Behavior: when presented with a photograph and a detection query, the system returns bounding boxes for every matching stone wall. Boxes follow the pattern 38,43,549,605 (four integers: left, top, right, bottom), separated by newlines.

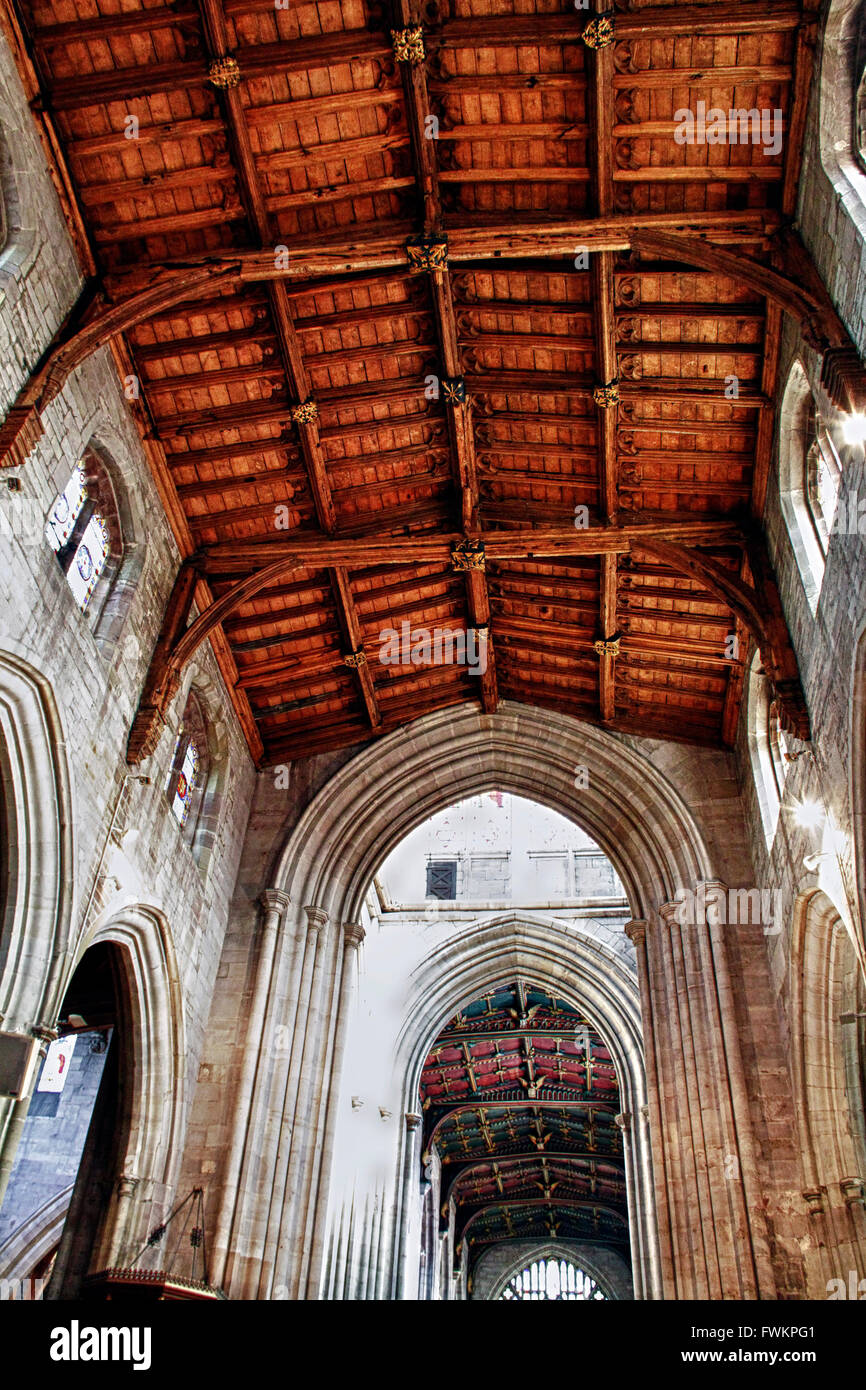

0,23,257,1254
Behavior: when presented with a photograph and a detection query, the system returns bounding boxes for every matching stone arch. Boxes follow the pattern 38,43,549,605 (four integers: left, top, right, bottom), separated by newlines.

478,1240,632,1301
0,114,37,309
378,912,652,1301
260,705,716,1303
0,648,74,1033
66,903,186,1270
0,1185,71,1286
849,619,866,960
163,662,230,875
273,702,715,925
789,888,866,1294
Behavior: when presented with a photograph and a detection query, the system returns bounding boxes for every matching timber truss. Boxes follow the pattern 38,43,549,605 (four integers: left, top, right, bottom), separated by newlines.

2,0,863,764
419,981,628,1265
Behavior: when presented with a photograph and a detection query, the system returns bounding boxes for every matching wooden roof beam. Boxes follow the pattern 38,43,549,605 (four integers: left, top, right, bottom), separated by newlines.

392,10,497,712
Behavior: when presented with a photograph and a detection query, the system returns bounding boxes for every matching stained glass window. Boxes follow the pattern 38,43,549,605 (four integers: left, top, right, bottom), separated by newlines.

45,462,111,612
171,737,200,827
45,462,86,552
500,1258,607,1301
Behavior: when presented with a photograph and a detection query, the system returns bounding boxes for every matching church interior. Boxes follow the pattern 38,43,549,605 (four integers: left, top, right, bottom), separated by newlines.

0,0,864,1303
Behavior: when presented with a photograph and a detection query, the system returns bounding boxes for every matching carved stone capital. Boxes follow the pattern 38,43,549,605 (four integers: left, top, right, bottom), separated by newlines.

614,1111,632,1132
405,1111,423,1132
802,1188,825,1217
840,1176,865,1206
342,921,366,950
304,905,329,934
259,888,291,920
117,1174,139,1197
31,1024,59,1043
658,900,684,927
624,918,648,947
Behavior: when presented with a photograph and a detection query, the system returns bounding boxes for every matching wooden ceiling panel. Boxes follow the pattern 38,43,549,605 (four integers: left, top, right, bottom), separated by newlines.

2,0,824,763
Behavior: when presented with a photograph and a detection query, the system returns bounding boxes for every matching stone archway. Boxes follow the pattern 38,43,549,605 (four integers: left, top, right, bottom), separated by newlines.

0,650,74,1219
789,888,866,1294
322,911,653,1302
213,702,804,1301
0,904,187,1296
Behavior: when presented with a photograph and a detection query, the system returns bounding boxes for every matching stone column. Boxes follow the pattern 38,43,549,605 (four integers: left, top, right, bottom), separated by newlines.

631,914,696,1294
701,889,777,1297
299,921,366,1298
657,900,721,1298
257,904,327,1295
211,887,290,1290
394,1111,423,1300
624,918,671,1300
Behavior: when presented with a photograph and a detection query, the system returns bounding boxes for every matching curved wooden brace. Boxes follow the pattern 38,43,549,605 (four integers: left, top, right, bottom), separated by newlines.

126,553,304,763
0,265,243,469
630,231,831,352
637,537,810,741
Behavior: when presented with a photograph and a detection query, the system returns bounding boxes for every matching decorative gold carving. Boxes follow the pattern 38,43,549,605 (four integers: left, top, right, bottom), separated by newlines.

209,56,241,89
291,398,318,425
406,235,448,272
594,635,621,657
451,539,486,572
391,25,426,64
593,381,620,409
582,17,615,49
442,376,465,405
344,649,367,669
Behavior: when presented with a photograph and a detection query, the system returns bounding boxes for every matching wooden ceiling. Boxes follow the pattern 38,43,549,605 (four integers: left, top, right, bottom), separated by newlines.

419,981,628,1267
2,0,828,764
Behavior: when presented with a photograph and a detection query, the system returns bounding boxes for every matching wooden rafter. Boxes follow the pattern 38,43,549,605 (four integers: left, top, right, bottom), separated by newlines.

2,0,847,763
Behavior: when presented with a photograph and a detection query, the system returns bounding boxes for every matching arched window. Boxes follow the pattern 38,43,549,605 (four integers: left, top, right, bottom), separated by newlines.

747,653,787,847
500,1257,607,1301
804,403,841,555
777,362,841,613
165,689,213,861
767,698,791,807
44,451,123,629
45,461,109,611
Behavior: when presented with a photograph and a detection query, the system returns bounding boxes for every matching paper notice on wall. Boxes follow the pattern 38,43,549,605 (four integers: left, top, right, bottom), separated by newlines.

37,1035,77,1093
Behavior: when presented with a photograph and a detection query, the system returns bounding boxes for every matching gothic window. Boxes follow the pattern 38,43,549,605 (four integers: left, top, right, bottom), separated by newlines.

778,362,840,613
44,450,126,637
500,1258,607,1301
767,699,791,806
747,652,785,847
45,460,110,611
804,404,841,555
426,859,457,899
166,690,210,852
